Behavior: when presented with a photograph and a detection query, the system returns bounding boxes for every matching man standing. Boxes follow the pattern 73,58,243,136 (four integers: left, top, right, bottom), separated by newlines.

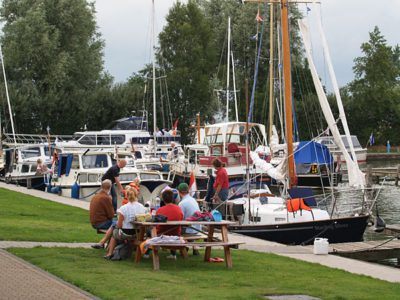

101,159,127,211
177,183,201,255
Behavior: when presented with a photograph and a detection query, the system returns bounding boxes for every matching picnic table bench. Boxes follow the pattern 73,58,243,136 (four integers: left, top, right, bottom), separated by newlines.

133,220,243,270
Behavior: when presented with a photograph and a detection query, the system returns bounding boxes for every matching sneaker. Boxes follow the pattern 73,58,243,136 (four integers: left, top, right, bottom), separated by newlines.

166,254,177,260
143,254,150,259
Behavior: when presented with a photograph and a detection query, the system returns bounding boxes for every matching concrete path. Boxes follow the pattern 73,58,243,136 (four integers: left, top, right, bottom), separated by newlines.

0,241,93,249
228,234,400,283
1,182,400,284
0,249,97,299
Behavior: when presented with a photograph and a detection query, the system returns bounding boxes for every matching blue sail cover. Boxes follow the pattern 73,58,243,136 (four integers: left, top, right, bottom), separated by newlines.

294,141,333,165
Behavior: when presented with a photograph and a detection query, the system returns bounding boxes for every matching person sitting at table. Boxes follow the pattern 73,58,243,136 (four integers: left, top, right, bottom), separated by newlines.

104,188,146,260
155,189,184,260
177,182,201,256
90,180,115,249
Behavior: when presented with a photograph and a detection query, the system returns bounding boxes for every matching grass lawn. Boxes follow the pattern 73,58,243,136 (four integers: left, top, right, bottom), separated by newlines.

0,188,98,242
2,188,400,299
9,247,400,300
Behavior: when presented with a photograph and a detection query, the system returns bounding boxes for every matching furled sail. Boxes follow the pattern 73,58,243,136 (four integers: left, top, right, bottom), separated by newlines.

298,19,365,188
250,151,285,183
312,1,358,167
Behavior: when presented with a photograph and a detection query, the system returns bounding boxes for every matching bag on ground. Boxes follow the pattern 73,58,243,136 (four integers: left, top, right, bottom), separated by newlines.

111,242,133,261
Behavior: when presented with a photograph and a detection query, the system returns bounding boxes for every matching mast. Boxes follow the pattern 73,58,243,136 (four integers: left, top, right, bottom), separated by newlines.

231,50,239,122
281,0,296,186
0,45,17,148
152,0,157,157
245,79,251,222
268,3,275,144
226,17,231,122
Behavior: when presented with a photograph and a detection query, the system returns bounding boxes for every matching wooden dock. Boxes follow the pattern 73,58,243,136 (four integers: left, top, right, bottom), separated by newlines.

365,165,400,186
383,224,400,236
331,239,400,262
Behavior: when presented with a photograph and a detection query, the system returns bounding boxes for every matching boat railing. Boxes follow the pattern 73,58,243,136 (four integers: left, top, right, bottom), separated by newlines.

3,133,73,145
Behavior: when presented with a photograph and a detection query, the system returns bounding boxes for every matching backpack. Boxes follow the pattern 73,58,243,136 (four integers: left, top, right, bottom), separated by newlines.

111,242,133,261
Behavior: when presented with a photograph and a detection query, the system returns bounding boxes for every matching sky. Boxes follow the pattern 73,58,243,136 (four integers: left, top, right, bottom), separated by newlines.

94,0,400,88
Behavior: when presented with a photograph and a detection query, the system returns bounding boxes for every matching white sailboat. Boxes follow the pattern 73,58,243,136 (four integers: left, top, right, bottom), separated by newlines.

227,0,370,245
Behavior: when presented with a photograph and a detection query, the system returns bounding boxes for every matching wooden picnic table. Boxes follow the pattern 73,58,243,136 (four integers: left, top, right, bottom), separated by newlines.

133,220,242,270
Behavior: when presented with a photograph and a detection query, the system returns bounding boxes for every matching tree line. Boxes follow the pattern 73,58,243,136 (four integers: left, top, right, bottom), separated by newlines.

0,0,399,145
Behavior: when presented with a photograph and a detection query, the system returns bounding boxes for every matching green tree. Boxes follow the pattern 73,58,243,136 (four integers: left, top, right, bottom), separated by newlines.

346,26,400,144
0,0,107,134
157,1,217,143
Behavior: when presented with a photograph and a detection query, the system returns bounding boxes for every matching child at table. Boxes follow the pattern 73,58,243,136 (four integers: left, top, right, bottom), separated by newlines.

149,189,183,260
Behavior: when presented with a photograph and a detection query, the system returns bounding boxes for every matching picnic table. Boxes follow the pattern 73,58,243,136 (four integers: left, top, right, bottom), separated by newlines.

133,220,243,270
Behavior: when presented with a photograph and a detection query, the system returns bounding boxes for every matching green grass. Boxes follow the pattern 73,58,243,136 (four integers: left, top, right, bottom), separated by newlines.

2,188,400,299
0,188,98,242
8,247,400,300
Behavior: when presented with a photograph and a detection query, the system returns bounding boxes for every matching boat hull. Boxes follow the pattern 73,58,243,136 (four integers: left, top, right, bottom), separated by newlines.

229,214,369,245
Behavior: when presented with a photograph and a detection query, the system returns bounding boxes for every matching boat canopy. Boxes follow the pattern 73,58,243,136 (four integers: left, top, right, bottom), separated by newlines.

106,116,148,131
294,141,333,165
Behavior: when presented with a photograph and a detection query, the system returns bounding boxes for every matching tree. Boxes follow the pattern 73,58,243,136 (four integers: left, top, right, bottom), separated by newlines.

346,26,400,144
157,1,217,143
0,0,107,134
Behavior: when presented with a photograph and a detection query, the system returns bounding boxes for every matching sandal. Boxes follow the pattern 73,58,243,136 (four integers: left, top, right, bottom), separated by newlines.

103,254,113,260
91,243,104,249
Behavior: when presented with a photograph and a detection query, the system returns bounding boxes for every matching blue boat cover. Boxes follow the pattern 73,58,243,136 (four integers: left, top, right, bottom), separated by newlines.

294,141,333,165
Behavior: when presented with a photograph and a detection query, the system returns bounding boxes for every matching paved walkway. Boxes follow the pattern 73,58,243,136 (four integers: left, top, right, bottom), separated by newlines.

1,181,400,285
0,249,97,299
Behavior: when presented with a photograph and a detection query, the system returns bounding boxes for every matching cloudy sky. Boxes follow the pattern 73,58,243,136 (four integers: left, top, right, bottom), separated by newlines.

94,0,399,88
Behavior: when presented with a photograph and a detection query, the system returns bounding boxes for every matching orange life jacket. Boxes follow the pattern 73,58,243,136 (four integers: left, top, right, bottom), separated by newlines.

286,198,312,212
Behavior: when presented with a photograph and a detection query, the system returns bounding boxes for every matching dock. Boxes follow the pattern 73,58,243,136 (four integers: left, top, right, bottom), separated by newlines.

331,239,400,263
365,165,400,185
383,224,400,236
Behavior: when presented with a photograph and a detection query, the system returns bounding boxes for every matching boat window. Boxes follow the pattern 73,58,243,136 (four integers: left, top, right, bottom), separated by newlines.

79,174,88,183
120,173,138,182
351,136,361,148
88,174,99,183
134,151,142,159
21,147,41,159
21,164,30,173
139,173,161,180
110,135,125,145
71,155,80,169
78,135,96,145
82,154,109,169
97,135,110,145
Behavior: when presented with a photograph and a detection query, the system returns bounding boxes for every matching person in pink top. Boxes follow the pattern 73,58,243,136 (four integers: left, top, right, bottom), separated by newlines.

212,158,229,203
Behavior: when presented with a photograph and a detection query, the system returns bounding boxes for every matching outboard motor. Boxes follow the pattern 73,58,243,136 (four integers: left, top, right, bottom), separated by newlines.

374,204,386,233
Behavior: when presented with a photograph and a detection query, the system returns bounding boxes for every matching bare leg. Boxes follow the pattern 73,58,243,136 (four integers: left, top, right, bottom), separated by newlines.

106,237,117,256
99,227,113,246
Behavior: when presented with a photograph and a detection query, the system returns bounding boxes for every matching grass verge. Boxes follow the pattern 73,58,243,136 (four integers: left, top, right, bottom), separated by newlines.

0,188,98,242
9,247,400,300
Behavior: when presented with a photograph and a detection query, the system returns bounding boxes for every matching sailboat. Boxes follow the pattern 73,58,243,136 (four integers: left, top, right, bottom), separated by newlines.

227,0,370,245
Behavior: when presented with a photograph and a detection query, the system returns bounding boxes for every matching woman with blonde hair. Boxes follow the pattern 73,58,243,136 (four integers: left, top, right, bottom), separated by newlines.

104,188,146,260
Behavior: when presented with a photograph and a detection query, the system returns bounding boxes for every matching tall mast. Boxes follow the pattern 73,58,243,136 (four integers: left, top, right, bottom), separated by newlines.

281,0,296,186
226,17,231,122
152,0,157,156
0,45,17,147
231,50,239,122
268,4,275,144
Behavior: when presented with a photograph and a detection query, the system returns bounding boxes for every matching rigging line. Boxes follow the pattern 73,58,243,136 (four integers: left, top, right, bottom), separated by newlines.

248,3,268,123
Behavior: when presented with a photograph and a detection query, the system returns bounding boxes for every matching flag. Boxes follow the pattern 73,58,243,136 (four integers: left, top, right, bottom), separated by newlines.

255,10,263,22
172,118,179,130
188,171,197,197
369,133,375,145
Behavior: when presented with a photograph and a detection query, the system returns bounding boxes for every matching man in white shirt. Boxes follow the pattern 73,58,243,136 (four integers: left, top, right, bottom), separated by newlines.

177,183,200,256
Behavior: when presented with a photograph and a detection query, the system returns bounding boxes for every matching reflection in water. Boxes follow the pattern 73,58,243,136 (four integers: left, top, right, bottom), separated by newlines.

335,159,400,268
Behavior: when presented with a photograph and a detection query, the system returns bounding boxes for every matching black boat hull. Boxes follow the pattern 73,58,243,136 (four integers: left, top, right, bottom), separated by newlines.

229,214,369,245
